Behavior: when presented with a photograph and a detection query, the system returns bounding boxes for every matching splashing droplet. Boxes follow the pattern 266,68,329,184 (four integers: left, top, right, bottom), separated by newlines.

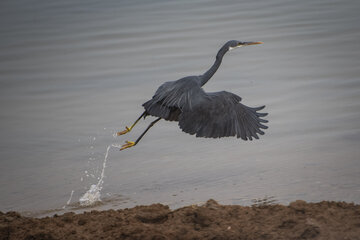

79,185,101,206
79,145,112,206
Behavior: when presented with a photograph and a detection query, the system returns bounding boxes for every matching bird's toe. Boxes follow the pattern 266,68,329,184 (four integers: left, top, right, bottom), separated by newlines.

117,126,131,136
120,141,135,151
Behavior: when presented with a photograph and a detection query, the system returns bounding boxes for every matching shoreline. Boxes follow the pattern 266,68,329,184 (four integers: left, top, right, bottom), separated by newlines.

1,199,360,240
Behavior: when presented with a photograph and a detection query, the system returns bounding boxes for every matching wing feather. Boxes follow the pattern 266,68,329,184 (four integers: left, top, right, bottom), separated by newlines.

143,77,268,140
143,77,202,120
178,91,268,140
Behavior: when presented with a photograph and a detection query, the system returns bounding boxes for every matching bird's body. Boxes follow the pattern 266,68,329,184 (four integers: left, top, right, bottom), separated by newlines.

118,40,268,150
143,76,201,122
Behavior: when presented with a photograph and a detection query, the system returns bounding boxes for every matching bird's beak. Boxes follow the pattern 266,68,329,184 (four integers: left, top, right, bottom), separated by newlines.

241,41,263,46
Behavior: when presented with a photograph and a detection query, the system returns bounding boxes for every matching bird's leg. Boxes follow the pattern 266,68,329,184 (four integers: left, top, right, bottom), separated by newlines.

117,111,147,136
120,117,161,151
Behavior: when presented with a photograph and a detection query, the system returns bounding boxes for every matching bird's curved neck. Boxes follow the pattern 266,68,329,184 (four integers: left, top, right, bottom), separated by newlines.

200,46,228,86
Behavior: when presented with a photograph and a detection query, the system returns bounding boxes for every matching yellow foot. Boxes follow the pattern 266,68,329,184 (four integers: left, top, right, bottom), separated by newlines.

117,126,131,136
120,141,136,151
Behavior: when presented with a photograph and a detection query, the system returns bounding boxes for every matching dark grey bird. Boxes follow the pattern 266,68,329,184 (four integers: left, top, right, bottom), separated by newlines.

118,40,268,150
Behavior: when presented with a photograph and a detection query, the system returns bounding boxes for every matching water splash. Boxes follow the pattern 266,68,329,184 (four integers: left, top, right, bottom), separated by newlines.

79,184,101,206
62,190,75,209
79,144,119,206
67,190,74,205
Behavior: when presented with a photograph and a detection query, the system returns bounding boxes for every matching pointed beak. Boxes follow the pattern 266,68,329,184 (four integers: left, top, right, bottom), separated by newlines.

241,41,263,46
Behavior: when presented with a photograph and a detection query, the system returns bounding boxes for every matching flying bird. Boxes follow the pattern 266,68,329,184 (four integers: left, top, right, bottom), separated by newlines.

118,40,268,150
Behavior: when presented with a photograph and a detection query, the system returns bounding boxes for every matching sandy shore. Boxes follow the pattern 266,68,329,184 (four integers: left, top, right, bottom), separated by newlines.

1,199,360,240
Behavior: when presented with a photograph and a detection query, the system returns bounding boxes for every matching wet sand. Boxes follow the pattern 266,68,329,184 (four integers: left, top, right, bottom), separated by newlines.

1,199,359,240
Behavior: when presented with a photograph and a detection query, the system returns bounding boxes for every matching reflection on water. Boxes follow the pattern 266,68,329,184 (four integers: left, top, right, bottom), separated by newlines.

1,0,360,213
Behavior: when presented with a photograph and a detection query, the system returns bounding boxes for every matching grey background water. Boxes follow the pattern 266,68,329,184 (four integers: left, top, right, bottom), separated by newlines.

1,0,360,214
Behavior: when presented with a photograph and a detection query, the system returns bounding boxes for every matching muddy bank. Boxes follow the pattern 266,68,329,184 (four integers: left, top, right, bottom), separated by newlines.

1,199,360,240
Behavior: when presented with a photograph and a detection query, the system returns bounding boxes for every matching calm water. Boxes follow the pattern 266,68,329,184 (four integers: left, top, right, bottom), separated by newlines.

1,0,360,215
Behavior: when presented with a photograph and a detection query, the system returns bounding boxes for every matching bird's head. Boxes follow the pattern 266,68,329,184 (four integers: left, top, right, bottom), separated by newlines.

227,40,263,51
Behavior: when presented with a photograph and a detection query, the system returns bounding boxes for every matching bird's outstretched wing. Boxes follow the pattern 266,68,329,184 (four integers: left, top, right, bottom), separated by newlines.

178,90,268,140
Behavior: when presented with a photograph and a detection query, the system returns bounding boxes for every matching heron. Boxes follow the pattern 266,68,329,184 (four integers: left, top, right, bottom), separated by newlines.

118,40,268,150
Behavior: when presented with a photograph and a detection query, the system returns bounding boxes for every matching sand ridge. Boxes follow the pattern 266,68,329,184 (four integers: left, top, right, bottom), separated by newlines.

1,199,360,240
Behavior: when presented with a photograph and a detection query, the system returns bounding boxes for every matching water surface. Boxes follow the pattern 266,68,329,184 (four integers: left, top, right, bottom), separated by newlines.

1,0,360,214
